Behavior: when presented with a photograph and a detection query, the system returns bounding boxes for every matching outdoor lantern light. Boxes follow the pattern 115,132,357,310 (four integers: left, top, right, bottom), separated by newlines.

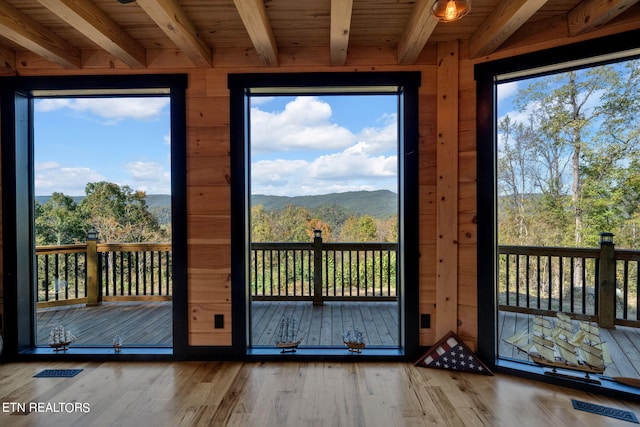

431,0,471,22
314,229,322,239
600,232,614,244
87,230,98,241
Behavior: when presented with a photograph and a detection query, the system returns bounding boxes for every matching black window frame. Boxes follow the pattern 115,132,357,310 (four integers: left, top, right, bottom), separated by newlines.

475,29,640,399
228,72,421,359
0,74,188,361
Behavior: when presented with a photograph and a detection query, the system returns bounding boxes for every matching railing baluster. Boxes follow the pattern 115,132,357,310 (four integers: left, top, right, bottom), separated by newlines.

547,256,552,311
127,252,132,296
135,251,140,295
536,256,541,309
142,251,147,295
151,251,156,295
623,260,629,320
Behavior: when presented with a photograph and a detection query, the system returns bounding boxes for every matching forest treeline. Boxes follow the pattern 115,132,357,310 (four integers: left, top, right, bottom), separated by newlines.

251,203,397,243
36,183,397,245
35,181,168,245
499,58,640,250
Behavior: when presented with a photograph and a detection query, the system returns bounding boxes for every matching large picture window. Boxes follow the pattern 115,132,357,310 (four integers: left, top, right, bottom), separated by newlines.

229,72,420,357
476,31,640,398
0,75,187,358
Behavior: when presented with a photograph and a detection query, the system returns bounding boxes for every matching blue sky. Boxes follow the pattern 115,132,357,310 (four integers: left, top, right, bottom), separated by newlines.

35,97,171,196
250,95,399,196
35,94,399,197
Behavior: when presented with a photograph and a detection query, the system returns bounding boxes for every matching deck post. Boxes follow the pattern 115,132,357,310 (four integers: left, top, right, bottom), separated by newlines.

598,232,616,329
313,230,324,306
86,231,101,306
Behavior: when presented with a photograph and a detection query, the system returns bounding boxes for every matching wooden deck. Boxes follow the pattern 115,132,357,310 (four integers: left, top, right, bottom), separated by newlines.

498,310,640,379
37,301,173,347
36,301,399,349
251,301,399,347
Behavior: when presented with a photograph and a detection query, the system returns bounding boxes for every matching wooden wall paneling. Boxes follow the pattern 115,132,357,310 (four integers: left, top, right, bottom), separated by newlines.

187,155,230,186
185,69,207,96
186,126,230,157
187,96,230,127
186,186,230,216
435,40,460,339
188,303,232,345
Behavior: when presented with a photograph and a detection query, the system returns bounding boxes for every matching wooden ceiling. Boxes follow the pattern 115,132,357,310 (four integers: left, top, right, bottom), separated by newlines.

0,0,638,69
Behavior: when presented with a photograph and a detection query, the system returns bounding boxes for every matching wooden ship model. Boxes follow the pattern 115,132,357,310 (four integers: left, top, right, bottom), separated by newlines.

275,316,301,353
504,312,610,383
343,328,366,353
48,325,76,351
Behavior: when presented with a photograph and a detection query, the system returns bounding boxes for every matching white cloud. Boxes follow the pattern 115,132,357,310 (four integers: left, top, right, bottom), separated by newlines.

251,97,355,151
250,97,399,196
35,97,169,123
308,143,397,180
124,161,171,194
35,163,106,196
497,81,518,102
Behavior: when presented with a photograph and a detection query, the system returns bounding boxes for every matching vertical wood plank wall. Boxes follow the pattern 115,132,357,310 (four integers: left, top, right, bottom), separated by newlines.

0,45,476,351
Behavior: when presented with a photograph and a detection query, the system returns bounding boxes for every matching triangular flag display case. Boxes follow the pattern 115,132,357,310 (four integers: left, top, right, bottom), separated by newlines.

414,331,493,375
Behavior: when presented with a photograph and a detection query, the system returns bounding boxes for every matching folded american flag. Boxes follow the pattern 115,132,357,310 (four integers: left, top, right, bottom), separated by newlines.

415,331,493,375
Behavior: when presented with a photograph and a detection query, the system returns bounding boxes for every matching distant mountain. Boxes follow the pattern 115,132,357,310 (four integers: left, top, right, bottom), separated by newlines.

34,190,398,226
252,190,398,218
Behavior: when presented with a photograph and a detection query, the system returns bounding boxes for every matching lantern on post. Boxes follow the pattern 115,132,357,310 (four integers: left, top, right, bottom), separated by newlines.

600,232,614,245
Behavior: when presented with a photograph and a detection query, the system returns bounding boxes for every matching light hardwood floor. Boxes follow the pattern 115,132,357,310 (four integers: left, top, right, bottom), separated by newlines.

0,361,639,426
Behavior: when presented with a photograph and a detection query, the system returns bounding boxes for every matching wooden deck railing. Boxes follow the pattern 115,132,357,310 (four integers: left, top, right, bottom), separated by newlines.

499,233,640,327
251,236,398,304
36,241,172,308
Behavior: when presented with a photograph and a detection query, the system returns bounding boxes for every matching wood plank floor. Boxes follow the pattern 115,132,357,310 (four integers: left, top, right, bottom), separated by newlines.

251,301,399,347
498,311,640,379
0,360,639,426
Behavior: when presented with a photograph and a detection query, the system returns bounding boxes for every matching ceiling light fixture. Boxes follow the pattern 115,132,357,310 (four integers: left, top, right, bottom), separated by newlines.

431,0,471,22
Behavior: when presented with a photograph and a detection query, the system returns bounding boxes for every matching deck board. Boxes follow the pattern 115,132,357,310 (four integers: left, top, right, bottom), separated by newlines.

37,301,173,347
250,301,399,347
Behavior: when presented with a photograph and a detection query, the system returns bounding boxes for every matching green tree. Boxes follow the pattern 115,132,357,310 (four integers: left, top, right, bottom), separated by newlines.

35,192,87,245
340,215,377,242
79,181,165,242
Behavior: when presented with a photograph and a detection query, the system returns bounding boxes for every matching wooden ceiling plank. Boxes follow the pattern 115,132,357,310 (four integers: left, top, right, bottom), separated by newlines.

330,0,353,66
36,0,146,69
397,0,439,65
0,0,80,69
136,0,212,68
233,0,278,67
469,0,549,59
567,0,640,36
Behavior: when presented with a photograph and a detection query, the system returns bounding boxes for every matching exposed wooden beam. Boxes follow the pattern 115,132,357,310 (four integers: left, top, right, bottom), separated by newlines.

233,0,278,67
330,0,353,66
567,0,640,36
136,0,212,68
469,0,548,59
36,0,146,69
397,0,439,65
0,0,80,69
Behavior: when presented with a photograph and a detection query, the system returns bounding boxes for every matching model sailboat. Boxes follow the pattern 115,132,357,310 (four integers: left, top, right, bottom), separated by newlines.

48,325,76,351
275,315,301,353
504,312,611,381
